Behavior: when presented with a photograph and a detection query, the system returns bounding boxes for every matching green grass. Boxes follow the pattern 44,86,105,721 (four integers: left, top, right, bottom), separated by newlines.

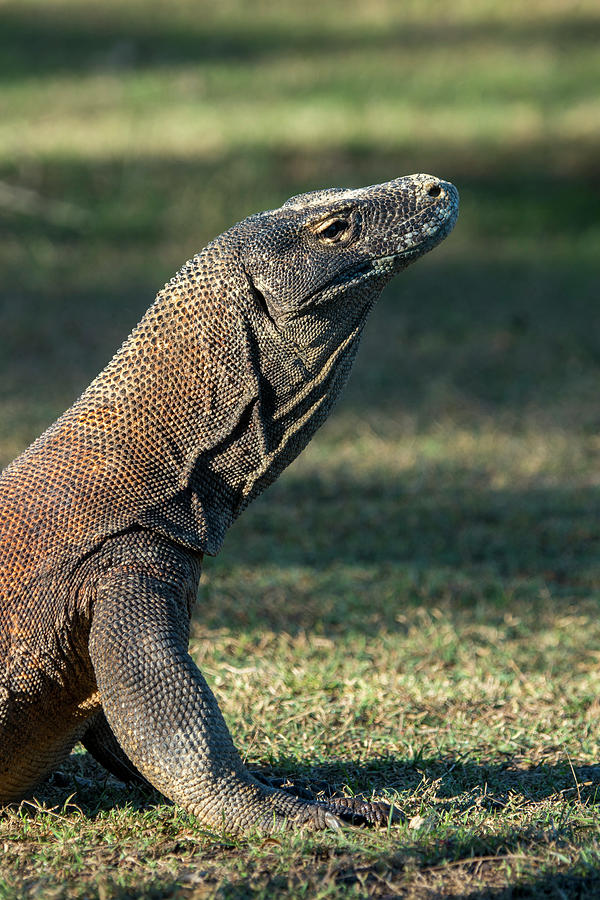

1,0,600,896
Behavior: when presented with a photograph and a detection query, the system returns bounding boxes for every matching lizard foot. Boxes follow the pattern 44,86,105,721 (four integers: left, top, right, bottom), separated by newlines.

253,775,401,830
278,794,400,831
319,795,401,827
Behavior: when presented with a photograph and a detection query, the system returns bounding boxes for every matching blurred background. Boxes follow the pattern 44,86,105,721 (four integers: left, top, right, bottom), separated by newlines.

0,0,599,632
3,8,600,891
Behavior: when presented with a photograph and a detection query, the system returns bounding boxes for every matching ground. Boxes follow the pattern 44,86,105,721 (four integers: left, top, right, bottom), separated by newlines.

1,0,599,896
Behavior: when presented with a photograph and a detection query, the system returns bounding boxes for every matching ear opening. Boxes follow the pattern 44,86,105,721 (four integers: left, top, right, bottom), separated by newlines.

251,282,275,325
245,272,281,330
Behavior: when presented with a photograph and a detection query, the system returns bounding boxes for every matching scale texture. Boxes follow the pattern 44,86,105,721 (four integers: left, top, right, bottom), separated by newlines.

0,174,458,832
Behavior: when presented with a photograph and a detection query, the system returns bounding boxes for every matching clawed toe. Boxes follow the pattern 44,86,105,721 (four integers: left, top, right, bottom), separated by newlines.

321,796,402,827
253,772,401,830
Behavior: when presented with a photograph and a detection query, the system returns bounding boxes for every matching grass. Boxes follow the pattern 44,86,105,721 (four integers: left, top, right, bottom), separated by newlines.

1,0,600,896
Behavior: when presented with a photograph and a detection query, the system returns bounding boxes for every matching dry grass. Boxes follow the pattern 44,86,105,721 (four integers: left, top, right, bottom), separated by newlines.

1,0,600,896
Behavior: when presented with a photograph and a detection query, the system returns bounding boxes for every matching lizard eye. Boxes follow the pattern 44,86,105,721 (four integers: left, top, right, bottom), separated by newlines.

317,218,350,241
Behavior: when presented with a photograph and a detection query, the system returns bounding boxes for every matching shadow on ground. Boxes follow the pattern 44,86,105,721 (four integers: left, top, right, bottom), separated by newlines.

197,467,600,638
2,6,599,80
22,751,600,820
255,755,600,811
17,750,600,899
1,150,598,455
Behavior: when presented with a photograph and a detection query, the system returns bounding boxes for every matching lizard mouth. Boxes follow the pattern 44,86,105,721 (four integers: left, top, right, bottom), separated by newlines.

380,213,459,269
385,193,460,268
327,192,459,289
247,185,459,314
329,258,375,287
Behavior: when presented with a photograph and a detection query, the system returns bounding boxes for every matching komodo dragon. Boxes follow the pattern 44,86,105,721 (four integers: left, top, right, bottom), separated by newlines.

0,174,458,833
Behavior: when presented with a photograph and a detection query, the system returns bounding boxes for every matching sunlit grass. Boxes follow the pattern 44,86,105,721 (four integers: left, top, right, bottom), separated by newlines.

1,0,599,165
1,37,598,162
1,0,600,897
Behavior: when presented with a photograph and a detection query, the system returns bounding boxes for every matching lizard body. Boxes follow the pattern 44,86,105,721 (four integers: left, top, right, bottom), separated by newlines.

0,174,458,832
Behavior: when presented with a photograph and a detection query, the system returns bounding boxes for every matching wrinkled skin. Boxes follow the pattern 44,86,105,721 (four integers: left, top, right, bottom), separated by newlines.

0,174,458,833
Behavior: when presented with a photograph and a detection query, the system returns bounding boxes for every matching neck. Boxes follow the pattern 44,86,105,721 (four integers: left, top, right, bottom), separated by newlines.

75,247,376,555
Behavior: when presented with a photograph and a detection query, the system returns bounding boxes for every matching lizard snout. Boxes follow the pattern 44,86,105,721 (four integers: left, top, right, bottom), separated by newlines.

418,176,459,209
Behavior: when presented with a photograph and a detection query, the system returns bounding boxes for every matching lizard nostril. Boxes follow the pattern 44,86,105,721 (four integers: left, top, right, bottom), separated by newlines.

426,183,442,198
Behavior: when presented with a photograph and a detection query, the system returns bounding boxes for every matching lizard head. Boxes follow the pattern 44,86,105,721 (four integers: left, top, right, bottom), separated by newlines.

216,174,459,516
238,173,458,373
127,175,458,549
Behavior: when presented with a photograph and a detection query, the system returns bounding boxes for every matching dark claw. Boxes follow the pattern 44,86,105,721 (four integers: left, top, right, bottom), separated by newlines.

321,796,402,827
253,771,402,829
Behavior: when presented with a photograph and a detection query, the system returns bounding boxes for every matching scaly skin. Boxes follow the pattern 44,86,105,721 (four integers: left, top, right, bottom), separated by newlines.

0,174,458,833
